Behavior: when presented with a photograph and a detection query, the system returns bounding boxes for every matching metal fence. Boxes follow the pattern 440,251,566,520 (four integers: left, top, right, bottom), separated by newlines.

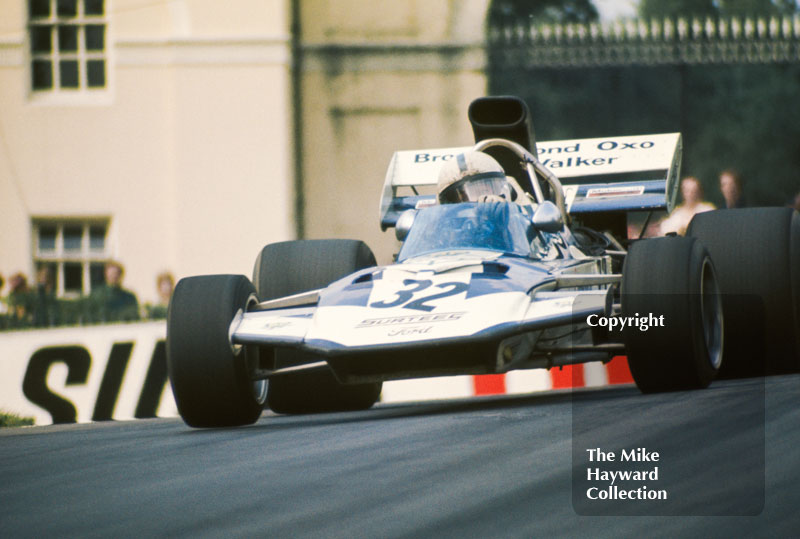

489,16,800,67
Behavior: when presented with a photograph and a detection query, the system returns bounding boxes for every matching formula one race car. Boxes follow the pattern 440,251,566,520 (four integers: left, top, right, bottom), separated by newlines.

167,96,800,428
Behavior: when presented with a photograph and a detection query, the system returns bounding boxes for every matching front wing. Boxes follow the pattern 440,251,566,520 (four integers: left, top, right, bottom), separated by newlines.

232,289,610,357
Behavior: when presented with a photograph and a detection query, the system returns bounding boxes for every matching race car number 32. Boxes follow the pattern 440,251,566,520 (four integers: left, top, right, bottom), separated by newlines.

370,279,468,312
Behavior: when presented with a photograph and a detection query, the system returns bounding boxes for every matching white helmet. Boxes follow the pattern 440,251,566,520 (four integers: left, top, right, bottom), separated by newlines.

437,151,511,204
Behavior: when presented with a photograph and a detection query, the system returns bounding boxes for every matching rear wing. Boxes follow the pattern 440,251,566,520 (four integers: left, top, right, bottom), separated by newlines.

380,133,682,230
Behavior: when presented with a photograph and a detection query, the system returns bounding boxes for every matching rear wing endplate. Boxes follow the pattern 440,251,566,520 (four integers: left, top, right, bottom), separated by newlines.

380,133,682,230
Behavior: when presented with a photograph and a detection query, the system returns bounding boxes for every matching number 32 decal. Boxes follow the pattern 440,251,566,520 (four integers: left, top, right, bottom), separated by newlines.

369,279,468,312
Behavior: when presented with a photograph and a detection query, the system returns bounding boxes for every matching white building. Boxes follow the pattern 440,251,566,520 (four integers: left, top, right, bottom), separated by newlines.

0,0,295,305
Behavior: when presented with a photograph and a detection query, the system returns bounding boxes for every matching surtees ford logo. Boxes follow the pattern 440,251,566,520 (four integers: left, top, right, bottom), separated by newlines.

357,312,464,328
263,321,292,330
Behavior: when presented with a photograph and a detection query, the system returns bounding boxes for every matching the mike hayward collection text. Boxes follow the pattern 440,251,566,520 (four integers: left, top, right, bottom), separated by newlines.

585,447,668,501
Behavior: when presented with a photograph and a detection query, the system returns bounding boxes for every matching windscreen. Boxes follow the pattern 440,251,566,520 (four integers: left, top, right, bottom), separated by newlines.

398,202,533,261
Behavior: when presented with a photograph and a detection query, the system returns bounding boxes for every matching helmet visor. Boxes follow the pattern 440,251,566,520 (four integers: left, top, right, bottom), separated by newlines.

438,172,510,204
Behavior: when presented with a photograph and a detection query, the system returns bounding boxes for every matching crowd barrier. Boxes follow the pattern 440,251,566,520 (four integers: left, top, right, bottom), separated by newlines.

0,323,633,425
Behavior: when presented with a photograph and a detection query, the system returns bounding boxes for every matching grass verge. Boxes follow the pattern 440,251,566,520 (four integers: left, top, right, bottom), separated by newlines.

0,410,35,428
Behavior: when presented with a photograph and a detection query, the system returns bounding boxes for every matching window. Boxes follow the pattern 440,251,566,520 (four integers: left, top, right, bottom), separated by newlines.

33,218,110,298
28,0,107,93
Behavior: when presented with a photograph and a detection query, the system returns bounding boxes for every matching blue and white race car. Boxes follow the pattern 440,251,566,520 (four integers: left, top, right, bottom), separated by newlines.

167,96,799,428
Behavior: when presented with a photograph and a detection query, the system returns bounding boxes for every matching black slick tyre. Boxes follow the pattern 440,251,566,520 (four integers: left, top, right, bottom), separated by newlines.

621,236,723,392
688,208,800,375
167,274,266,428
253,239,382,414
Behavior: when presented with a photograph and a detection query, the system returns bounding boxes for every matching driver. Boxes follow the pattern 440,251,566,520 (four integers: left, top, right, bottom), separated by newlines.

437,151,512,204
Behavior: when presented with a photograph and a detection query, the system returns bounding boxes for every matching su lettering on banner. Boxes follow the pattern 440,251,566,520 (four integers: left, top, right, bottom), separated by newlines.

0,322,177,425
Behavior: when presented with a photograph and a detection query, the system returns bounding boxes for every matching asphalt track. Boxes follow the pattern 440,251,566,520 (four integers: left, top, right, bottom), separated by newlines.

1,374,798,538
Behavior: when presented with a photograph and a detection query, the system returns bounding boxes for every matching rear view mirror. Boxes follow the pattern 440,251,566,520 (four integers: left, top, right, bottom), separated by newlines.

532,201,564,233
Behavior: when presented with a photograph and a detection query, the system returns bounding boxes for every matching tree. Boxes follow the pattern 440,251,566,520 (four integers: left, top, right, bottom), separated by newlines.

639,0,800,19
719,0,799,17
489,0,599,26
487,0,800,207
638,0,717,19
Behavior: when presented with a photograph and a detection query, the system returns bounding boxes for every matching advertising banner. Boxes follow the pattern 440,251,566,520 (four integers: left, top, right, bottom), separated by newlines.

0,323,175,425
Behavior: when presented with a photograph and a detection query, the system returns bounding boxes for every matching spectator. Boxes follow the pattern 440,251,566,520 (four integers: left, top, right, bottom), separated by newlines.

719,169,746,209
31,265,60,328
86,261,140,323
626,212,663,239
145,271,174,320
790,191,800,212
659,176,716,236
6,273,32,328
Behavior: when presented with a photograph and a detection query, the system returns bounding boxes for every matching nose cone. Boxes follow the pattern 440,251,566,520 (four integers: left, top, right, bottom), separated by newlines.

307,275,532,350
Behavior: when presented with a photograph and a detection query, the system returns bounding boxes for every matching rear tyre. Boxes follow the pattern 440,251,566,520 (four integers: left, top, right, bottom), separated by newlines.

621,236,723,392
253,239,382,414
167,275,266,427
688,208,800,375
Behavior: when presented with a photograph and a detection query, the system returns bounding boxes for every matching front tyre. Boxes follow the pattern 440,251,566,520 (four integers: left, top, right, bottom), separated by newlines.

167,275,266,427
253,239,382,414
621,236,723,393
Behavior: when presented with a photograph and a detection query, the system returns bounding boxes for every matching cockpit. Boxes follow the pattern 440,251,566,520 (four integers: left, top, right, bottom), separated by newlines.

397,202,535,261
